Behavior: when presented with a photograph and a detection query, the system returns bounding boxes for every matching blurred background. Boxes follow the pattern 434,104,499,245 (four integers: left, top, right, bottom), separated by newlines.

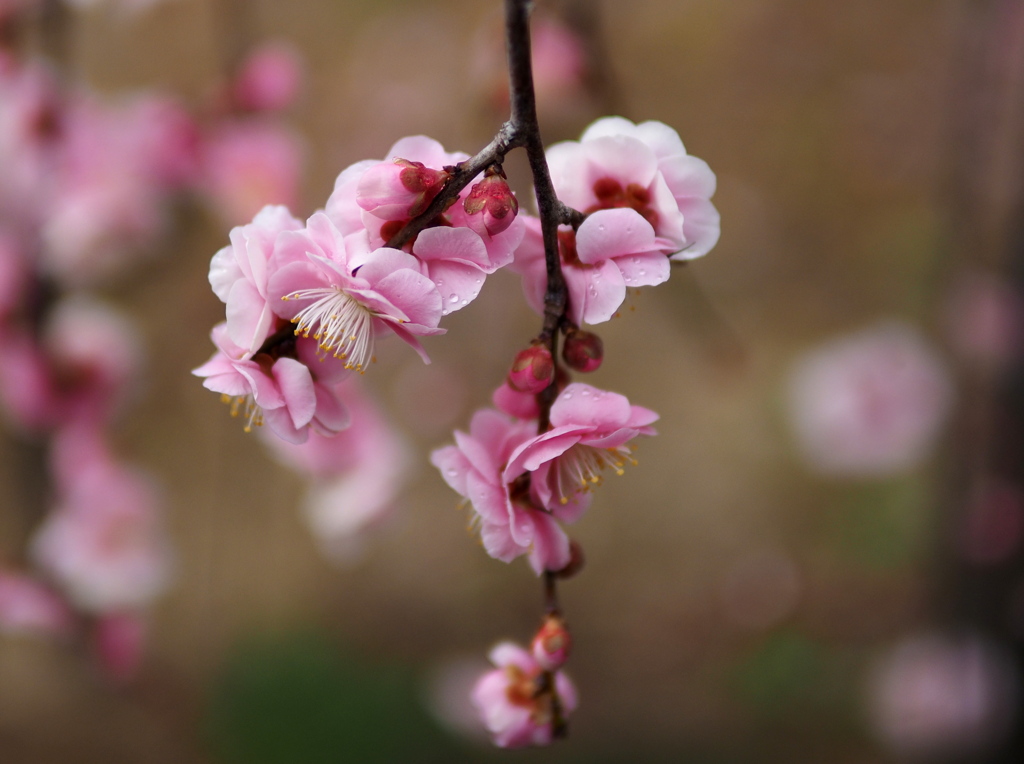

2,0,1024,762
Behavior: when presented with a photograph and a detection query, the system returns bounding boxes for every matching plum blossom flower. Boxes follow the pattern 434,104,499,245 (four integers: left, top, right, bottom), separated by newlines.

432,383,656,573
508,383,658,511
324,136,525,315
208,204,303,355
787,323,953,476
548,116,720,261
512,117,718,326
193,323,350,444
260,378,411,561
267,211,444,369
31,455,173,613
228,41,303,114
432,407,569,573
40,90,199,285
868,633,1018,755
472,641,577,749
200,121,303,226
512,214,670,326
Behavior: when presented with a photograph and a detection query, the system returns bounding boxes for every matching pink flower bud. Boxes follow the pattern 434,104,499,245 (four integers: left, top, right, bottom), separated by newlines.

357,159,449,220
463,170,518,237
531,614,571,671
507,344,554,394
562,329,603,372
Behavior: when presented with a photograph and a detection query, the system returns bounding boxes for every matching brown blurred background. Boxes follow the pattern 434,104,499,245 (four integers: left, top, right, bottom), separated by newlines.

2,1,1021,762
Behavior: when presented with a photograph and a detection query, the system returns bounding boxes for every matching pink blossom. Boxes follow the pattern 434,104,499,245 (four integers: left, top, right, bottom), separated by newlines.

267,211,444,369
325,136,525,315
432,383,655,573
193,322,351,444
432,408,571,574
0,328,59,432
0,571,73,638
512,214,670,326
492,379,541,420
42,296,143,425
229,42,303,113
208,204,304,356
506,383,658,512
788,323,953,476
201,120,303,226
946,271,1024,367
260,378,410,561
31,457,173,613
0,61,62,222
868,633,1017,755
39,90,196,285
471,641,577,749
547,116,720,261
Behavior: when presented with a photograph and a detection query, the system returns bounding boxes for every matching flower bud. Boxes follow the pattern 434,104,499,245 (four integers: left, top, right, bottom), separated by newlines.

463,169,519,237
357,158,449,220
508,344,554,394
531,614,572,671
562,329,603,373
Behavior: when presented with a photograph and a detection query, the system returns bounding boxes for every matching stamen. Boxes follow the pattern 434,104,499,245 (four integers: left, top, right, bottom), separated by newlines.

555,444,636,504
284,287,378,372
222,394,263,432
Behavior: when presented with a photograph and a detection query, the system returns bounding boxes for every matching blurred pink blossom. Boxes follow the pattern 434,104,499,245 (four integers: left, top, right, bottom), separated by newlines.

229,42,303,113
201,121,303,226
0,571,73,638
946,270,1024,366
31,456,173,613
472,641,577,749
868,633,1018,755
260,378,410,561
787,323,953,476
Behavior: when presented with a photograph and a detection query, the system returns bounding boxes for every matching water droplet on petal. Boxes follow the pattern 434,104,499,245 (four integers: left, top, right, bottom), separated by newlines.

563,393,573,400
638,269,646,276
449,294,459,303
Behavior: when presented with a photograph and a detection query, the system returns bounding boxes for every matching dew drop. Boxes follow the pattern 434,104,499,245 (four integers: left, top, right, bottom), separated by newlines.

638,269,646,276
563,393,573,400
447,468,458,477
581,388,590,396
461,298,468,306
449,294,459,303
474,278,482,285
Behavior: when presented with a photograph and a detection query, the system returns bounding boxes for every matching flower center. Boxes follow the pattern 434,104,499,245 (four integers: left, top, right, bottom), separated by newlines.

221,393,263,432
585,176,660,229
554,443,637,505
283,287,377,372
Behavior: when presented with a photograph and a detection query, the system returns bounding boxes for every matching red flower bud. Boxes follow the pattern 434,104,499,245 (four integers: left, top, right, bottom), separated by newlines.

562,329,603,373
531,614,572,671
508,344,554,394
464,169,519,237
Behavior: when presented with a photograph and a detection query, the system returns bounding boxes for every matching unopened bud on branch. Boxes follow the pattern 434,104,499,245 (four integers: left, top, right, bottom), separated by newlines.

464,167,518,237
508,344,554,394
531,614,572,671
562,329,603,373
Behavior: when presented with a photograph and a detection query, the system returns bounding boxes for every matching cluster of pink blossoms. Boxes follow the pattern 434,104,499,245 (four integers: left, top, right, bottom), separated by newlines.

196,111,718,746
0,0,305,680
